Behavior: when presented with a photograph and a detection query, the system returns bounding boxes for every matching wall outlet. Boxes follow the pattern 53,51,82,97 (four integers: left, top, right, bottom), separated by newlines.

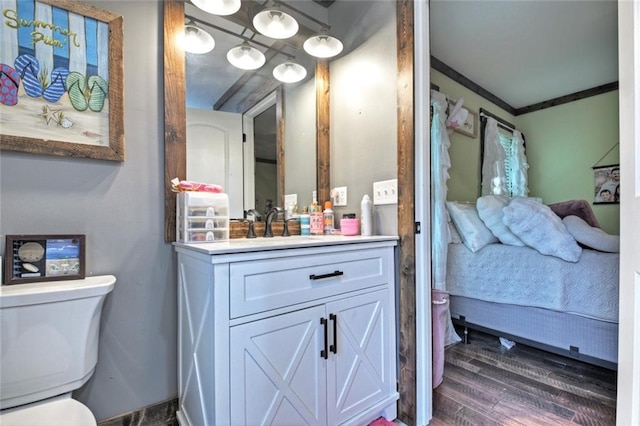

373,179,398,205
333,186,348,206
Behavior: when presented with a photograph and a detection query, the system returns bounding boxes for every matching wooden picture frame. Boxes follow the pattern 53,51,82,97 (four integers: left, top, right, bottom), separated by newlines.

0,0,124,161
4,234,86,285
593,164,620,204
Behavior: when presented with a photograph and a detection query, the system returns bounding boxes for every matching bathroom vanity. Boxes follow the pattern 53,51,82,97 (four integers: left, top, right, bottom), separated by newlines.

174,236,399,426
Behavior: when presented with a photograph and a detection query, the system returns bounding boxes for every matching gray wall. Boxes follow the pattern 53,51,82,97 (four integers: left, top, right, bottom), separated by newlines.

0,1,176,421
330,0,398,235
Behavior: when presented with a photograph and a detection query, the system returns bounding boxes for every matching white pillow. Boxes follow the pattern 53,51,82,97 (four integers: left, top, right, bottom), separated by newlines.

476,195,525,246
446,201,498,252
562,215,620,253
448,221,462,244
503,197,582,262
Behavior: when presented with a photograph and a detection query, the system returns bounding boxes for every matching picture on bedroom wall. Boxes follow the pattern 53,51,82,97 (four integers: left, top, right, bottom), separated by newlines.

593,164,620,204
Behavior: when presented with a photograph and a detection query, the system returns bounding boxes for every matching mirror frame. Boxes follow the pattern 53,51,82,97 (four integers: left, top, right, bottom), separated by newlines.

164,0,416,422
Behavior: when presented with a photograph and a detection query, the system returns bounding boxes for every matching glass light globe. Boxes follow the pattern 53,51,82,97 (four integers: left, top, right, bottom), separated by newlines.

227,44,266,70
273,62,307,83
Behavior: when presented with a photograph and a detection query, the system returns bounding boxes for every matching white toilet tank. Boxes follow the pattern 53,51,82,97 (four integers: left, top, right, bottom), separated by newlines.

0,275,115,410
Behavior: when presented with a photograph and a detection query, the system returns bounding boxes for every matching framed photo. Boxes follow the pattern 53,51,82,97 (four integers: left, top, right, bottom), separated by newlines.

593,164,620,204
448,101,478,138
0,0,124,161
3,234,85,285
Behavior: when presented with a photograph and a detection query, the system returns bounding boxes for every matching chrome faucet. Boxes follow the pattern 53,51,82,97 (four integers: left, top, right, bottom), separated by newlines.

264,207,284,237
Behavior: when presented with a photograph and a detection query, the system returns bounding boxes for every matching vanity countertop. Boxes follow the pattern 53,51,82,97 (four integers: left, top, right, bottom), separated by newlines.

174,235,398,255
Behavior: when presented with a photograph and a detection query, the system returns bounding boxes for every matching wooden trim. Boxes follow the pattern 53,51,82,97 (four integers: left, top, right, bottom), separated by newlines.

515,82,619,115
276,85,285,207
316,60,331,205
397,0,416,423
163,0,187,242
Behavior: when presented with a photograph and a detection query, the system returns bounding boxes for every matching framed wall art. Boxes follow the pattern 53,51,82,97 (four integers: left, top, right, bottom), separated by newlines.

0,0,124,161
4,234,85,285
448,100,477,138
593,164,620,204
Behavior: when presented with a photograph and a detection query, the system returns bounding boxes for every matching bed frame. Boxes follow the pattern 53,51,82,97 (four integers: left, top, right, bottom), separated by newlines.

449,296,618,370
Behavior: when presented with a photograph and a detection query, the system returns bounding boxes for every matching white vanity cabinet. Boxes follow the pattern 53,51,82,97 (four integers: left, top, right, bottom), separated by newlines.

175,237,398,426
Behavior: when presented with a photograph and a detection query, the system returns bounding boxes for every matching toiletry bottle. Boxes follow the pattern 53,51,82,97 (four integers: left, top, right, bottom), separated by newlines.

300,206,311,236
323,201,334,234
310,192,323,235
361,194,372,236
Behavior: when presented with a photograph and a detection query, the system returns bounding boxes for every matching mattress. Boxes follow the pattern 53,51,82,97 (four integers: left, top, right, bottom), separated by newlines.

446,243,619,322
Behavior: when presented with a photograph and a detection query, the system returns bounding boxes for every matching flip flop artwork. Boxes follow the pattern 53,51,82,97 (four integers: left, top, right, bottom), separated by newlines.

14,54,42,98
43,67,70,103
0,64,20,106
65,72,108,112
5,54,108,113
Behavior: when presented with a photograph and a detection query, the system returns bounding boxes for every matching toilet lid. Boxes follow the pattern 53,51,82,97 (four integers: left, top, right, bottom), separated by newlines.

0,398,96,426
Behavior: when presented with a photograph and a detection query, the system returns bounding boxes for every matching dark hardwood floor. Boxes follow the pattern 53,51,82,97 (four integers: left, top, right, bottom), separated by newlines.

430,329,617,425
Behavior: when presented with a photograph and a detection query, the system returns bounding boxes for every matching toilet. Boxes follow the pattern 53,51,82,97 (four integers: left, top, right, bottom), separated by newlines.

0,275,115,425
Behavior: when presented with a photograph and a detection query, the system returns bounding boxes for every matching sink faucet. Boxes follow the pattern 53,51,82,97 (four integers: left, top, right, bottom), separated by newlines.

264,207,284,237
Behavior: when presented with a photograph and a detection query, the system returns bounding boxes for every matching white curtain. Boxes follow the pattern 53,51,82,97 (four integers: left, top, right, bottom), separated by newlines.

430,90,461,346
510,130,529,197
481,117,508,196
482,117,529,197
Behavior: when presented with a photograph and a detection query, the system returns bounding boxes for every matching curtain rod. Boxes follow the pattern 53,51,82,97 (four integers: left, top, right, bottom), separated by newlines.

479,108,516,132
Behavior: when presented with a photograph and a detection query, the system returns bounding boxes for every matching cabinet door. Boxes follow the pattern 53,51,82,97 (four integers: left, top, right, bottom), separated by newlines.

230,305,327,426
326,289,395,425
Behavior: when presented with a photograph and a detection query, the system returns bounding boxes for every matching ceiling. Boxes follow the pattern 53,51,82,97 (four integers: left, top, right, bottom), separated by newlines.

430,0,619,110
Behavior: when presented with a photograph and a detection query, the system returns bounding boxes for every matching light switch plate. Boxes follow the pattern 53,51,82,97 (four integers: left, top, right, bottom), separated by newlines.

373,179,398,205
333,186,347,206
284,193,298,208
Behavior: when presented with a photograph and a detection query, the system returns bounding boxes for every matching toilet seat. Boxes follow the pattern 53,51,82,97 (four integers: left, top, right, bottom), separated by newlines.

0,397,96,426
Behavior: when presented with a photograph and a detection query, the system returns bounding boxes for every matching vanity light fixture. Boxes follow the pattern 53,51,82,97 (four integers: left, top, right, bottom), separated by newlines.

273,62,307,83
303,32,343,58
227,42,266,70
183,23,215,54
253,8,299,39
191,0,241,16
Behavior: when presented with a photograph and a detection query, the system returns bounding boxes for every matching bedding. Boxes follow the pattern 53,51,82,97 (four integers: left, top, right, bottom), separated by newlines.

476,195,524,246
563,215,620,253
502,197,582,262
446,201,497,252
446,242,619,322
446,241,619,368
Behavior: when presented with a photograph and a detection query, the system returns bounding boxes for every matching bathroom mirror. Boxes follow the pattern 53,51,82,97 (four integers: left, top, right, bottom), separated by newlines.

164,0,326,240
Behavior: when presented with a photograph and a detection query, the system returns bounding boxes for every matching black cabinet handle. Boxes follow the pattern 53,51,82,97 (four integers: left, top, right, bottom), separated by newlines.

329,313,337,354
320,317,328,359
310,270,344,280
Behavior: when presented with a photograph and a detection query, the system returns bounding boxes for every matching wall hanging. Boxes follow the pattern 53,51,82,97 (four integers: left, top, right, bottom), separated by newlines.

593,164,620,204
4,234,86,285
0,0,124,161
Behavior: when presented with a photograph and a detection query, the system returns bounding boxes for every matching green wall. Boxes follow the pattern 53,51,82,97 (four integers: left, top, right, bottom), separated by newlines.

432,70,620,235
517,92,620,234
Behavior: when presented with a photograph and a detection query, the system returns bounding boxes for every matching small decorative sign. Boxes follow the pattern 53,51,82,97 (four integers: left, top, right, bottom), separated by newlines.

3,235,85,285
593,164,620,204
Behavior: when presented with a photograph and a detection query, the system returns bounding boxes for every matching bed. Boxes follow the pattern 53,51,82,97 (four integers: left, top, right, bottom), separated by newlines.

444,197,620,370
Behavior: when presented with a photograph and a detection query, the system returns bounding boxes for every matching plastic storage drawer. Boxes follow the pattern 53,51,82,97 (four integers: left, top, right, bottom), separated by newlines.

176,192,229,243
